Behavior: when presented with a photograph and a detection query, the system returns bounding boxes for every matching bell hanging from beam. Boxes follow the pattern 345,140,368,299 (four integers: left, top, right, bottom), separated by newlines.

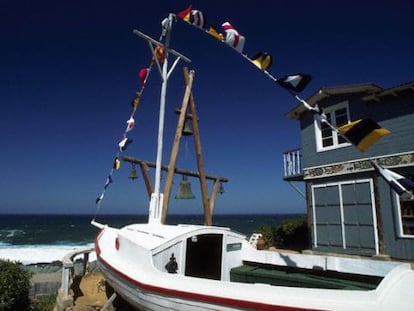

182,120,193,136
175,175,195,199
219,182,225,194
128,164,138,181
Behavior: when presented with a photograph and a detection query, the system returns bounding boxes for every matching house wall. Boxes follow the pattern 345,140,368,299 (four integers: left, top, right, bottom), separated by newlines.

299,91,414,260
300,92,414,169
375,170,414,260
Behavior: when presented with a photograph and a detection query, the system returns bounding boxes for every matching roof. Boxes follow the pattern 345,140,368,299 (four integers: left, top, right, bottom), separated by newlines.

119,223,237,250
286,83,381,120
361,81,414,102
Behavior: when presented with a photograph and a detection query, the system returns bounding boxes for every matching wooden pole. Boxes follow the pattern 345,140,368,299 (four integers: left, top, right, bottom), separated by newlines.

209,178,221,216
139,162,153,198
161,69,195,224
183,68,212,225
123,156,228,182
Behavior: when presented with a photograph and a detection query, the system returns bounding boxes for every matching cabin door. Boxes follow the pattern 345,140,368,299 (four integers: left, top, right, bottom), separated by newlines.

185,234,223,280
311,179,379,256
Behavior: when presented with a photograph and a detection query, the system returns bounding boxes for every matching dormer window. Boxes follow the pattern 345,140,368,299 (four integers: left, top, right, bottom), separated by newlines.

315,101,351,151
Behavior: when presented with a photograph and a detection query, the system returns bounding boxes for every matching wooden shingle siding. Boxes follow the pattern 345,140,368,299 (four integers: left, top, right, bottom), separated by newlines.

291,81,414,260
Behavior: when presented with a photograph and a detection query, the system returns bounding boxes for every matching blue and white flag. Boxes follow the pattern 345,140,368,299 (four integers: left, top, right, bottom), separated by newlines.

371,161,414,197
96,193,104,206
104,176,113,190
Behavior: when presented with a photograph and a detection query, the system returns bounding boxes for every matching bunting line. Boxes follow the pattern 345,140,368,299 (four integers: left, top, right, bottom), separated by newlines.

174,6,390,151
93,28,168,218
370,160,414,198
174,6,406,195
175,6,313,95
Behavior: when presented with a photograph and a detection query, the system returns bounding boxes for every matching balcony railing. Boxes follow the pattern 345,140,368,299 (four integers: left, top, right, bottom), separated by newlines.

283,148,303,180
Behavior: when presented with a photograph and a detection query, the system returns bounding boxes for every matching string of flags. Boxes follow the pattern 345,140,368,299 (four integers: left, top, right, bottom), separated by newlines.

94,6,411,212
370,161,414,198
175,6,389,150
176,6,413,198
94,33,167,211
176,6,312,93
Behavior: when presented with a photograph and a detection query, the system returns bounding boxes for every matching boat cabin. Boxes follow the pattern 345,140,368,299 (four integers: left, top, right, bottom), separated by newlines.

116,223,246,282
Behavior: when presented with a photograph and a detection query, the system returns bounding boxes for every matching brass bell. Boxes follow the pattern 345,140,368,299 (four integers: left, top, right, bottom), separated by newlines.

219,182,225,194
175,175,195,199
182,120,193,136
128,165,138,181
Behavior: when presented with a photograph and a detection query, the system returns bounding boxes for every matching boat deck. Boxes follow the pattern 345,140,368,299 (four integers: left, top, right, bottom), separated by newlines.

230,263,382,290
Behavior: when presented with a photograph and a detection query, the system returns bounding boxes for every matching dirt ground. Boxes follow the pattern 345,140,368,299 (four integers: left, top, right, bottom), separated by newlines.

71,271,114,311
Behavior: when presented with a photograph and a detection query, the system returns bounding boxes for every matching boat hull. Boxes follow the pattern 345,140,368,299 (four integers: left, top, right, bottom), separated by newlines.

97,255,322,311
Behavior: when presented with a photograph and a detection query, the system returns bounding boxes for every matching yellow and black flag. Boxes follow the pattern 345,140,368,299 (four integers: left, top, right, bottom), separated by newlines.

250,52,272,71
338,119,390,152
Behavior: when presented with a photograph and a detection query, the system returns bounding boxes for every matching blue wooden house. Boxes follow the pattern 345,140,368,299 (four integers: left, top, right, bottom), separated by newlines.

283,81,414,261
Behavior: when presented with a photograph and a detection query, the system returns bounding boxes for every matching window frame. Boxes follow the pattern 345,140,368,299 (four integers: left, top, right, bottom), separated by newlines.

314,101,351,152
395,195,414,238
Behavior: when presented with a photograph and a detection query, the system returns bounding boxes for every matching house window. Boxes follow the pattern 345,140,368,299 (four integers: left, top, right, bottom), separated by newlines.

315,101,351,151
398,198,414,237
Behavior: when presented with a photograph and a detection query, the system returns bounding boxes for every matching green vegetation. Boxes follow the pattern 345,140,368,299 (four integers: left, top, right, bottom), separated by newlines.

31,294,57,311
0,260,57,311
0,259,32,311
257,216,310,251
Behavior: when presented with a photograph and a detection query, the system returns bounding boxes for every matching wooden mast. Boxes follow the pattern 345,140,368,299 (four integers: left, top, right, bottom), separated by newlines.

185,69,212,225
123,68,227,225
162,69,195,223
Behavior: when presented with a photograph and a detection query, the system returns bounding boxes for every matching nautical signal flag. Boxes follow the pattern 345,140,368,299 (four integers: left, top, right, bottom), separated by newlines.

152,46,166,64
176,7,191,21
222,22,245,53
176,7,205,29
126,117,135,133
139,68,148,86
371,161,414,197
131,92,141,111
118,137,133,152
250,52,272,71
96,193,104,206
104,176,113,190
113,157,121,170
337,119,390,152
190,10,205,29
207,26,224,41
277,74,312,93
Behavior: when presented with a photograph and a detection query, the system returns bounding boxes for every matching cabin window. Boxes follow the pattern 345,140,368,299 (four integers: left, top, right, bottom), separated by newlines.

315,101,351,151
397,198,414,237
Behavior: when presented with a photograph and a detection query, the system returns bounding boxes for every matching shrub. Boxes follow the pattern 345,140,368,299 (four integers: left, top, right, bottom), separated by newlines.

0,260,32,311
256,216,310,251
273,216,309,251
31,294,57,311
256,224,274,248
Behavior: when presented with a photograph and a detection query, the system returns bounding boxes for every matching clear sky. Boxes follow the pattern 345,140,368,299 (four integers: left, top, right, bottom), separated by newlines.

1,0,413,216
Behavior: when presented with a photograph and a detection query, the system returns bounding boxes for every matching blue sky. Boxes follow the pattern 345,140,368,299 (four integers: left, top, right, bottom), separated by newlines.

1,1,413,215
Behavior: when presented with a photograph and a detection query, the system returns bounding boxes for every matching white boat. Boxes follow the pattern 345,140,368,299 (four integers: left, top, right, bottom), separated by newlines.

92,13,414,311
93,220,414,311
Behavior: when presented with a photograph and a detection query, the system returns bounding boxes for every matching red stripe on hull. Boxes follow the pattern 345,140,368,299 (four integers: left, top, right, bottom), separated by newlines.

96,241,324,311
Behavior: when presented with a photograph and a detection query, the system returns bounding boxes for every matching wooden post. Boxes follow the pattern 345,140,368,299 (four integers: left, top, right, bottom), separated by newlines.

139,162,153,198
184,68,212,225
209,178,221,216
161,69,195,224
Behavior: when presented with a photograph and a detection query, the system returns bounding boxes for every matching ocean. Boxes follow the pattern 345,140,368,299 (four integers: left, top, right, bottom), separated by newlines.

0,213,303,264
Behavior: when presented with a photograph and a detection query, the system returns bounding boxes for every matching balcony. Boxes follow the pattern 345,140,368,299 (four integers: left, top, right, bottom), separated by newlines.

283,148,304,181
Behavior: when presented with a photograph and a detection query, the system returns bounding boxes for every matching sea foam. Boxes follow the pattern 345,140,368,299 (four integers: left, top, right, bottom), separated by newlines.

0,243,95,265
